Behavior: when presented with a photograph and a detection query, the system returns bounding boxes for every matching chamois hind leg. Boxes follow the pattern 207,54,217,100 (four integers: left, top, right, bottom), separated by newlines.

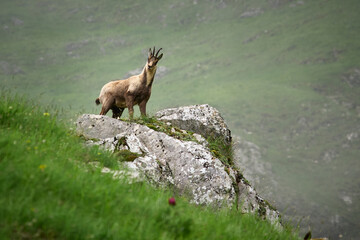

111,107,124,119
99,98,114,115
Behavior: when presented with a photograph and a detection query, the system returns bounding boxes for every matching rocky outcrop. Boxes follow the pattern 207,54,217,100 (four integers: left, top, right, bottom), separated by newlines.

155,104,232,144
76,105,281,226
77,114,235,206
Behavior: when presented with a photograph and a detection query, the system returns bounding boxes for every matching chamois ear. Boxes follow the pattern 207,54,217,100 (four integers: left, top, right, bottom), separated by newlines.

157,53,163,61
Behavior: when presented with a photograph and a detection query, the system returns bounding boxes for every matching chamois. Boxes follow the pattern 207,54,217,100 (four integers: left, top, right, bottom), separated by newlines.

95,47,163,119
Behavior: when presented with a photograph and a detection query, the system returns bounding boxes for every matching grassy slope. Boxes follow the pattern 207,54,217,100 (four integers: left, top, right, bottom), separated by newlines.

0,93,300,239
1,0,359,238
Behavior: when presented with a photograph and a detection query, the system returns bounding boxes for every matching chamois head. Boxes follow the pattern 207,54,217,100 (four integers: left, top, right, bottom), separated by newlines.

147,47,163,70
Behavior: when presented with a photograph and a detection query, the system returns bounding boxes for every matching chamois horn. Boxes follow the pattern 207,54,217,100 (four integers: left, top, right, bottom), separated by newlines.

155,48,162,57
152,46,156,56
148,48,152,57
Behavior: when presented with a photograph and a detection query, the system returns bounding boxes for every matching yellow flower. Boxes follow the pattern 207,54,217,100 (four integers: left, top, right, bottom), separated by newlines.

43,112,50,116
39,164,47,171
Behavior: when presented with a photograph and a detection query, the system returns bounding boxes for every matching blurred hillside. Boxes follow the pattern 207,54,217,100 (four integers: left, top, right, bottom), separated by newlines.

1,0,359,239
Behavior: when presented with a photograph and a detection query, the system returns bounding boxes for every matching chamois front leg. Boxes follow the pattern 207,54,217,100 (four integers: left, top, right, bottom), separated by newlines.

139,100,147,117
127,104,134,120
111,107,124,119
125,94,135,120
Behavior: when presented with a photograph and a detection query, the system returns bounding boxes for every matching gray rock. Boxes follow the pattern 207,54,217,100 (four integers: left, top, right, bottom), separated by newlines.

0,61,24,75
233,137,277,188
11,17,23,26
76,113,281,225
240,8,264,18
232,137,279,205
155,104,232,144
342,68,360,87
77,114,235,206
123,66,168,79
122,68,141,79
66,39,90,52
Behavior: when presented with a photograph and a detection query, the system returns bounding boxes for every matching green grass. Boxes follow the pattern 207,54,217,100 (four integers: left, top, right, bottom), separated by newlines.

207,136,234,167
0,92,300,239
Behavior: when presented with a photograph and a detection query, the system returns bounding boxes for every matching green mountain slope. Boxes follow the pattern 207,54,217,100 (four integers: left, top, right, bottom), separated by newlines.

1,0,359,239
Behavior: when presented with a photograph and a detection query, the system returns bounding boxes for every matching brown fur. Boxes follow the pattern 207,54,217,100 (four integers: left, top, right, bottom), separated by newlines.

96,47,163,119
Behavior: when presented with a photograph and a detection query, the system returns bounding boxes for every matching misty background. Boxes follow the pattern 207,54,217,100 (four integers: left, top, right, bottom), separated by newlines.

1,0,359,239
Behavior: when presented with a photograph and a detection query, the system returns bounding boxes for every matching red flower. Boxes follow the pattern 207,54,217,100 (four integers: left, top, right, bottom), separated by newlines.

168,197,176,206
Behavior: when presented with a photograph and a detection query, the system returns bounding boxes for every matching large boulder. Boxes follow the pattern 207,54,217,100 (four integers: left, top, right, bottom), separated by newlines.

155,104,232,144
76,106,281,226
77,114,235,206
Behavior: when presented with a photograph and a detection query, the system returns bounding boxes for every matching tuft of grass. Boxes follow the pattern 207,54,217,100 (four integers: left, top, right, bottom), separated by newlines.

207,136,234,167
124,116,198,142
116,149,143,162
0,91,300,239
